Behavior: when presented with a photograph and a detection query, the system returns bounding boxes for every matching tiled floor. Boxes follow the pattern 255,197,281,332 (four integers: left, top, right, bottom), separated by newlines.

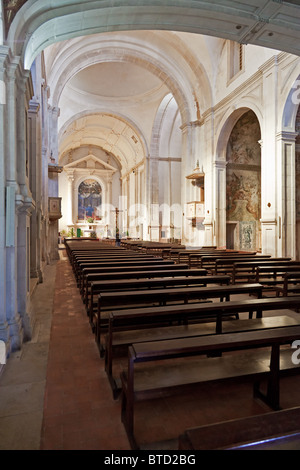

1,250,300,450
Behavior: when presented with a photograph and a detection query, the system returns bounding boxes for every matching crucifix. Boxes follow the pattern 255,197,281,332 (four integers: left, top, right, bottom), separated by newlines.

111,207,123,244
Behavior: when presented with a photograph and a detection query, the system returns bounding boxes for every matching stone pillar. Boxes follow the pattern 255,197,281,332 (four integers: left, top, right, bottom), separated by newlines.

146,157,159,241
276,131,297,259
180,120,203,246
16,65,35,341
67,173,74,225
28,100,42,281
0,46,9,350
17,202,34,341
213,160,227,249
259,57,279,257
5,53,22,351
49,106,60,163
145,156,151,241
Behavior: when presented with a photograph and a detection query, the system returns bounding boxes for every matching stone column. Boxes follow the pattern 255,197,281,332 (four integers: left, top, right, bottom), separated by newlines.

213,160,227,249
67,172,74,225
259,57,279,257
0,46,9,350
276,131,297,259
49,106,60,163
180,120,203,246
5,53,23,351
17,202,34,341
16,65,35,341
28,100,42,280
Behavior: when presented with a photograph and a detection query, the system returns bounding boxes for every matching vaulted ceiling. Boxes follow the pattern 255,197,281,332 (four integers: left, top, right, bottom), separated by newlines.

15,0,300,174
6,0,300,71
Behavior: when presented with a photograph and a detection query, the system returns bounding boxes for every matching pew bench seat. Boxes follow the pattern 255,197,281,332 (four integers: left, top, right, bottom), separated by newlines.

178,406,300,450
106,314,299,398
95,283,264,343
86,273,229,315
276,272,300,298
120,326,300,449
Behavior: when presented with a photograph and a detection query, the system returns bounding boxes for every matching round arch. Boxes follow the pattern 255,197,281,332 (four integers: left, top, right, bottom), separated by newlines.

215,106,262,250
215,104,263,161
45,32,212,126
58,110,149,175
8,1,300,70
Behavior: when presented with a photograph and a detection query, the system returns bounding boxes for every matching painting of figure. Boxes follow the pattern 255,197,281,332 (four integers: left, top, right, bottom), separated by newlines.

78,179,102,220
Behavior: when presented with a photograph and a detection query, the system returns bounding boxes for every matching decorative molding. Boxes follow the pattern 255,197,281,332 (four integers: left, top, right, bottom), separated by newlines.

48,164,63,174
64,153,117,173
276,131,298,142
226,162,261,172
260,218,277,225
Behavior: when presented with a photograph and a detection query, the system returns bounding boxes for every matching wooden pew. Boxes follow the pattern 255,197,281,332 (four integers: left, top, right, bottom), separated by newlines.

73,255,162,278
75,259,175,286
177,249,226,265
70,250,147,262
106,311,299,398
71,254,159,273
214,255,273,277
97,284,300,343
120,325,300,449
86,274,230,317
276,272,300,297
192,253,258,271
95,284,268,348
82,266,207,304
232,258,293,284
80,264,194,299
255,264,300,290
178,406,300,450
95,283,265,346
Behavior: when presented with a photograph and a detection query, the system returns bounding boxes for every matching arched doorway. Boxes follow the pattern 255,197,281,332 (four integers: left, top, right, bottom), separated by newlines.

226,110,261,251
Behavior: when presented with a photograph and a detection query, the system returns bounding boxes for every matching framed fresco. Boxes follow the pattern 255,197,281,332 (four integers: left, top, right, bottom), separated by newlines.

78,179,102,221
240,221,256,250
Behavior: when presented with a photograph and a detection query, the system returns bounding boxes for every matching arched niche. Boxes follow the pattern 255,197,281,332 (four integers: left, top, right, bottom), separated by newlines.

149,93,182,241
225,110,262,251
59,153,117,234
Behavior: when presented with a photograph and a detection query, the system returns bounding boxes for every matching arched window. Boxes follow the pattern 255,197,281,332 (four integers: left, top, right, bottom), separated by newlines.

78,179,102,221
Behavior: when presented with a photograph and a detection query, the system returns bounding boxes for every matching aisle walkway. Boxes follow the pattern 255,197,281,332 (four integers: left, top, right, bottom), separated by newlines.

40,255,130,450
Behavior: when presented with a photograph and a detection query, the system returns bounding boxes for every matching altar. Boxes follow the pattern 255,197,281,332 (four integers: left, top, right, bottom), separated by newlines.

68,222,107,238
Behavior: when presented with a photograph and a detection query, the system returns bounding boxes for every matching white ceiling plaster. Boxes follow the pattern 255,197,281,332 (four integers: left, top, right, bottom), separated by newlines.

69,61,163,98
59,113,147,175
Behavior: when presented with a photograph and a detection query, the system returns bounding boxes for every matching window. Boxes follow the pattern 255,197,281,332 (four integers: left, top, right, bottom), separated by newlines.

228,41,244,81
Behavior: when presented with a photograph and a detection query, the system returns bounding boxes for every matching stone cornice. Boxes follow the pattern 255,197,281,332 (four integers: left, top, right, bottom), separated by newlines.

276,131,298,142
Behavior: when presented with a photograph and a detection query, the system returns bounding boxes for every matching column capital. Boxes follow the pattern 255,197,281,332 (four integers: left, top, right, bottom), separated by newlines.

213,160,227,169
276,131,298,142
28,100,40,114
